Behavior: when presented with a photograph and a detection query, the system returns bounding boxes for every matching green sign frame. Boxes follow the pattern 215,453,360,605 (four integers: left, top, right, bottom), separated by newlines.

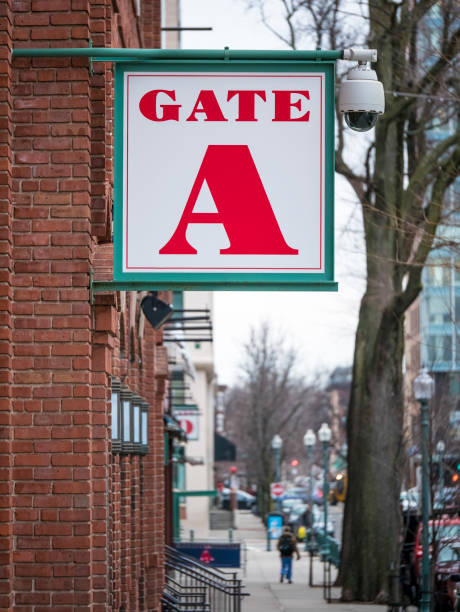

114,55,337,291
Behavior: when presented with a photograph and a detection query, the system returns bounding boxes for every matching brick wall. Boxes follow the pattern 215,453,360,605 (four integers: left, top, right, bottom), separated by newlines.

110,293,169,610
0,0,166,609
0,1,13,609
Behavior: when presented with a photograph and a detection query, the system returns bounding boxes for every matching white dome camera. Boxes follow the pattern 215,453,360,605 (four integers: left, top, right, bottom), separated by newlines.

339,62,385,132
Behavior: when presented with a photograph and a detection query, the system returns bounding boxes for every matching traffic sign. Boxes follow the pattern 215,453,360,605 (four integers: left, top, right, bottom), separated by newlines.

270,482,285,499
113,55,337,291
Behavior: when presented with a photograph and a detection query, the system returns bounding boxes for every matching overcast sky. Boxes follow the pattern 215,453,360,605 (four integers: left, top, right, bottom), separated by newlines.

180,0,366,386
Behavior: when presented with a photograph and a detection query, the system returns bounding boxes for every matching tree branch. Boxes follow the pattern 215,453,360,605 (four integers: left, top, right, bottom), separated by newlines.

383,24,460,124
401,130,459,219
394,145,460,315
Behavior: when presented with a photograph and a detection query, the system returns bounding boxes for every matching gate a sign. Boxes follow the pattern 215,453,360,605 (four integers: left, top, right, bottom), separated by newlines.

114,59,336,290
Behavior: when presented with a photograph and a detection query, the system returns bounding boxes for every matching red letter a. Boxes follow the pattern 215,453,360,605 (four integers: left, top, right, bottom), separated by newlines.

159,145,298,255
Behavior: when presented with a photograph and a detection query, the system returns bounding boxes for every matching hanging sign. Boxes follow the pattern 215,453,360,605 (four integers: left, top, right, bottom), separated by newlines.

114,58,336,290
174,409,199,441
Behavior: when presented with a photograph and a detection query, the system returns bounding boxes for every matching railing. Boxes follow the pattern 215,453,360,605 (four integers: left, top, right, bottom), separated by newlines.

163,544,248,611
161,575,210,611
309,528,341,603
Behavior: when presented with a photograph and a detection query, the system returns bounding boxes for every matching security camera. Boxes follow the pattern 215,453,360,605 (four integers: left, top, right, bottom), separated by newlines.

338,62,385,132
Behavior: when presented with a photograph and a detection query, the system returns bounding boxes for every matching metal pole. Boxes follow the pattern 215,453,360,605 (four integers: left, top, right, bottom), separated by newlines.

173,492,180,542
420,399,431,612
306,445,313,552
322,441,329,551
322,440,330,600
275,448,281,512
439,452,444,500
12,47,345,61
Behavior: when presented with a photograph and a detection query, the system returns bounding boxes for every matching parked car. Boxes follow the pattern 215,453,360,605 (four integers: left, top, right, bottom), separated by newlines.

220,488,256,510
414,517,460,578
400,488,419,513
433,541,460,611
282,487,310,502
329,472,347,504
311,504,334,537
283,481,325,505
434,487,460,511
449,572,460,612
286,501,308,536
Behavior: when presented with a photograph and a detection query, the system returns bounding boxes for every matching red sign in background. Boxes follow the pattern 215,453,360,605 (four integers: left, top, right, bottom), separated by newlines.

270,482,285,498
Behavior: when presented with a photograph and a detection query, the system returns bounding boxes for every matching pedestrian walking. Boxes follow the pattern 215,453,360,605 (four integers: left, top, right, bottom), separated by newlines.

277,526,301,584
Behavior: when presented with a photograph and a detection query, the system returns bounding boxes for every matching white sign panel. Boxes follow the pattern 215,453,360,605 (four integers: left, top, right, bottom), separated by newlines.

118,69,329,282
114,62,336,290
174,410,199,441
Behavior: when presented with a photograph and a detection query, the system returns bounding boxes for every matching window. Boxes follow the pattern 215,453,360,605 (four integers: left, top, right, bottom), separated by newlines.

426,294,451,324
111,386,149,455
427,333,453,365
425,260,451,287
122,398,131,443
110,390,120,440
133,403,141,444
141,408,148,446
111,380,122,452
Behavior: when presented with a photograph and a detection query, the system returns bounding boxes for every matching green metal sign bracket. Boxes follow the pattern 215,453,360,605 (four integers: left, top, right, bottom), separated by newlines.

12,46,344,62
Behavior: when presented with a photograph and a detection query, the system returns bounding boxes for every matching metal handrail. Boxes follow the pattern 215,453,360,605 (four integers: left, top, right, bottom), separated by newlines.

164,545,248,611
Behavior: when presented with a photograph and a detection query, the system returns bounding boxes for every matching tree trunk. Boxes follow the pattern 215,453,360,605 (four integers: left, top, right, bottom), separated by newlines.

339,287,406,601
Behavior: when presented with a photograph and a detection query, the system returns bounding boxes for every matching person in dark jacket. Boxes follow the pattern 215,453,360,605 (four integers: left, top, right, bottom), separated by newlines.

277,526,301,583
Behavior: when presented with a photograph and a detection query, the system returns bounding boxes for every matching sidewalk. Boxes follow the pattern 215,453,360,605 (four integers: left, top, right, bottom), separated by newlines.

226,511,405,611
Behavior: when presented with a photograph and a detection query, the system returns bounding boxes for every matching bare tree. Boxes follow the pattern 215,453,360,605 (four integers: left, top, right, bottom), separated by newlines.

246,0,460,601
225,323,327,517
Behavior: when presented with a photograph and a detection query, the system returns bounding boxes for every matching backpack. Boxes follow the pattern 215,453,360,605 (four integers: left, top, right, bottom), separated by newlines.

279,535,294,556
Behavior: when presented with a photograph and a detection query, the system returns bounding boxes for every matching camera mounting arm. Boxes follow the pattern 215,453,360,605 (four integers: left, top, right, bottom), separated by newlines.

343,48,378,63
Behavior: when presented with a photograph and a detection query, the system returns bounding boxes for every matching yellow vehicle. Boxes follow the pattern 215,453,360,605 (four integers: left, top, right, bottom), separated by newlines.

329,471,347,504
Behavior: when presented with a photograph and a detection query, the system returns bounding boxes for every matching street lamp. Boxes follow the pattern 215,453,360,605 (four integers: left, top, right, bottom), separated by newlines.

413,367,435,612
271,434,283,511
304,429,316,509
318,423,331,554
436,440,445,506
303,429,316,581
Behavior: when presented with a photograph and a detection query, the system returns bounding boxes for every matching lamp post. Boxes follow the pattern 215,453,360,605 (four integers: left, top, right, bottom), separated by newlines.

318,423,331,600
436,439,445,507
304,429,316,584
271,434,283,511
318,423,331,553
303,429,316,531
413,368,435,612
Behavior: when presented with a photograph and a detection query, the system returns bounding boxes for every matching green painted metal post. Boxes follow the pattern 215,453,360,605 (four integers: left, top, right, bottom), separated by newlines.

321,439,330,600
274,448,281,512
173,492,180,542
439,452,444,503
322,440,330,557
420,400,431,612
306,444,314,552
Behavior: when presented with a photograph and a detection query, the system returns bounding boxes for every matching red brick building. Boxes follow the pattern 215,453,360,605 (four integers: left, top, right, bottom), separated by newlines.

0,0,169,609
